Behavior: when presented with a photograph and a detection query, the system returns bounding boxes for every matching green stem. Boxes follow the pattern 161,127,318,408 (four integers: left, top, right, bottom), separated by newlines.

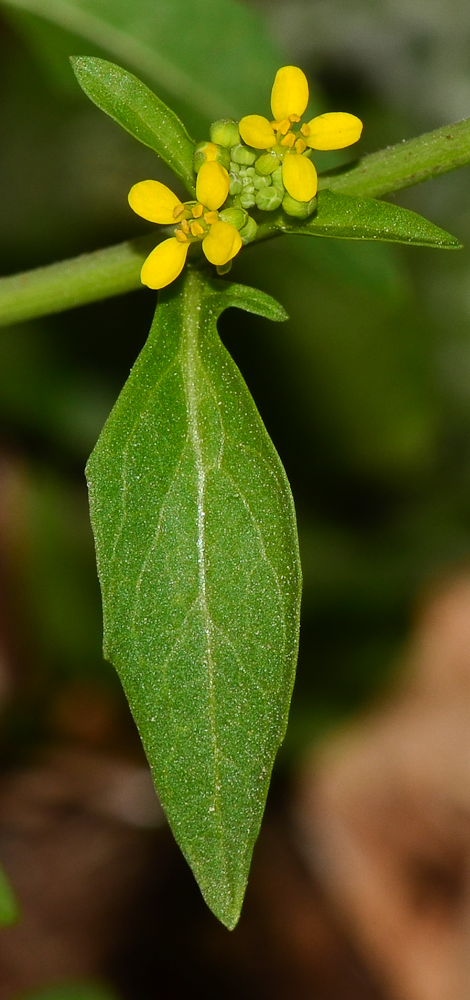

1,117,470,327
318,117,470,198
0,234,156,327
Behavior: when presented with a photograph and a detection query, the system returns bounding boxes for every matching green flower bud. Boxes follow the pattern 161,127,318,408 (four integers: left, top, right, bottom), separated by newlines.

271,166,284,188
219,207,248,230
231,144,257,166
255,186,283,211
240,191,256,209
282,192,317,219
239,215,258,245
253,173,272,190
255,151,280,175
230,162,240,174
241,175,254,189
210,119,241,148
193,141,230,172
229,177,242,195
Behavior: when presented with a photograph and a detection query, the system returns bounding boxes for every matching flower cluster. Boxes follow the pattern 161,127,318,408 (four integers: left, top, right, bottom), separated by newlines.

129,66,363,290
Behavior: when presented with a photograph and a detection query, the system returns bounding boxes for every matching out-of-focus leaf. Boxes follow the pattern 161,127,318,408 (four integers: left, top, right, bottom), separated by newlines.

86,270,301,928
16,984,120,1000
0,866,19,926
280,191,462,249
71,58,196,196
0,0,288,123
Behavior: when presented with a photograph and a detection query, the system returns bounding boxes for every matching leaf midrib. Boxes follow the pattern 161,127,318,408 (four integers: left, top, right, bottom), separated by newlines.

181,271,225,859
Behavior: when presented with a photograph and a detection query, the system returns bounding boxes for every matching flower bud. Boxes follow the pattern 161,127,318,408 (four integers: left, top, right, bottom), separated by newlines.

239,216,258,245
210,119,241,148
271,166,284,188
282,192,317,218
253,173,272,190
255,151,280,175
219,207,248,230
230,144,257,166
229,176,242,195
193,141,230,172
255,186,283,211
240,190,256,209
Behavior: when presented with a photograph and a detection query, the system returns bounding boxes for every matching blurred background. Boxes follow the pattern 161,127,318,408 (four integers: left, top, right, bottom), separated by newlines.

1,0,470,997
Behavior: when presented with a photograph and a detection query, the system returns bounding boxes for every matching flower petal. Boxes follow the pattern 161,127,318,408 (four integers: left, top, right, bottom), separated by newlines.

239,115,276,149
282,152,318,202
140,238,189,289
202,221,242,266
271,66,309,122
128,180,184,224
196,161,230,211
305,112,363,150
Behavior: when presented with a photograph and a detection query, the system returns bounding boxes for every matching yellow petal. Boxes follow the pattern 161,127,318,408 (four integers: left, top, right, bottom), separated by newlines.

202,221,242,266
140,238,189,289
128,180,184,224
305,112,363,150
271,66,309,121
282,152,318,201
239,115,276,149
196,161,230,211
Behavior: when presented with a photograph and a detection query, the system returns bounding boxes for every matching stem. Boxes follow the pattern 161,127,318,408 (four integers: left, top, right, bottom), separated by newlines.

0,234,156,327
318,117,470,198
2,117,470,327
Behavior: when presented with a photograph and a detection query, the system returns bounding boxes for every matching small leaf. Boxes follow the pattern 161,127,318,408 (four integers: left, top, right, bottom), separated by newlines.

282,190,463,249
86,271,300,929
0,865,18,926
71,57,196,195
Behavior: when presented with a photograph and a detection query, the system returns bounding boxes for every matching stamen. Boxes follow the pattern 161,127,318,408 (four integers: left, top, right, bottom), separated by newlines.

192,204,204,218
190,220,204,237
301,123,311,137
280,132,296,148
295,137,308,154
174,229,189,242
180,219,190,234
204,211,219,225
289,114,301,123
173,203,185,219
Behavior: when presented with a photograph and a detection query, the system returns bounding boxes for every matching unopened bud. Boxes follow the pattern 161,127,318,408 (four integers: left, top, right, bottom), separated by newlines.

255,186,283,211
271,166,284,188
240,191,256,209
219,207,248,230
193,141,230,172
229,177,242,195
255,151,280,175
231,144,256,166
239,216,258,245
210,119,241,148
253,173,272,190
282,192,317,218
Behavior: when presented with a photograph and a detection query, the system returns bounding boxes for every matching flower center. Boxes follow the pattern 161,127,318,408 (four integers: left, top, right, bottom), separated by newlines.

173,202,219,244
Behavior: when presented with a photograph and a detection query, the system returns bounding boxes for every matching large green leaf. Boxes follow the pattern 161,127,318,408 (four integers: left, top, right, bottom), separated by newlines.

71,57,196,196
0,0,287,123
281,190,462,248
86,270,301,929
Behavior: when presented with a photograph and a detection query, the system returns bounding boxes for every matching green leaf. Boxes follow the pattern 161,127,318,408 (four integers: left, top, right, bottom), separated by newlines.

71,57,196,196
283,191,462,248
86,269,301,929
0,0,287,123
0,865,18,926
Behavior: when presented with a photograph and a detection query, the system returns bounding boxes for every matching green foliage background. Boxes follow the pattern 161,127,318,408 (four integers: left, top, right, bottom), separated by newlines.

1,0,470,952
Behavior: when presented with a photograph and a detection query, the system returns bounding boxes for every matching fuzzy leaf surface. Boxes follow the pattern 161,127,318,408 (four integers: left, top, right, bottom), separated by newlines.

280,191,462,248
86,271,301,929
71,57,196,196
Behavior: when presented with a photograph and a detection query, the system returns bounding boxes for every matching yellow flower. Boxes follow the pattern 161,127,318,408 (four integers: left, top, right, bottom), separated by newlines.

239,66,363,203
128,161,242,289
